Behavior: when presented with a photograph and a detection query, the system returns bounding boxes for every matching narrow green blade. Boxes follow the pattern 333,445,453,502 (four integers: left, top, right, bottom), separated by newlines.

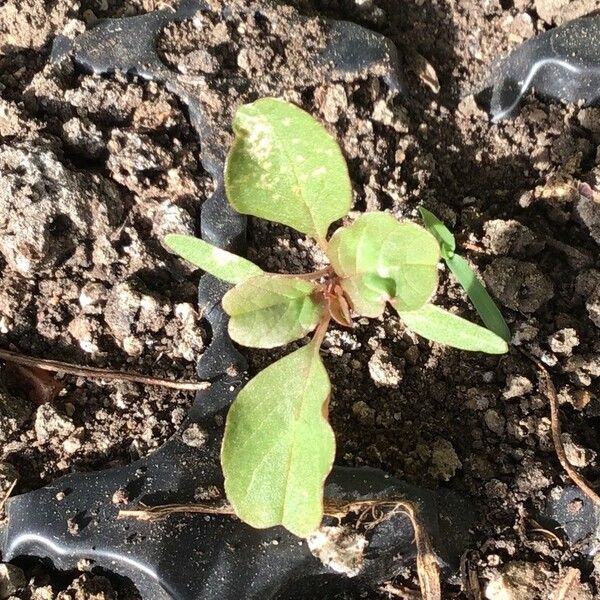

446,254,510,342
397,303,509,354
164,234,263,284
419,207,456,253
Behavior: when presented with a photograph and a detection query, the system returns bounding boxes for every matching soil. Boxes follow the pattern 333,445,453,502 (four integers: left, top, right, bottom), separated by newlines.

0,0,213,540
1,0,600,599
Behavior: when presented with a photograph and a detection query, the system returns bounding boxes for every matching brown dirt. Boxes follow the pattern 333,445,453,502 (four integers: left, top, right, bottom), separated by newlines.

0,0,600,599
0,6,213,487
157,0,333,157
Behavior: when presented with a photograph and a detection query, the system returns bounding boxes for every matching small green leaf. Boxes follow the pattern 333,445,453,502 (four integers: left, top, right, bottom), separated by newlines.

225,98,352,241
417,209,510,341
222,274,325,348
397,303,508,354
221,341,335,537
328,212,440,317
419,207,456,254
164,234,262,284
446,254,511,342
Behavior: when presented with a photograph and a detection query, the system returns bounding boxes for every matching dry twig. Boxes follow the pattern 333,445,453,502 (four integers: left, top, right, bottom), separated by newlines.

552,567,583,600
0,478,17,521
0,348,209,391
120,497,441,600
528,524,563,548
379,582,421,599
119,502,236,520
533,358,600,508
460,553,482,600
392,501,441,600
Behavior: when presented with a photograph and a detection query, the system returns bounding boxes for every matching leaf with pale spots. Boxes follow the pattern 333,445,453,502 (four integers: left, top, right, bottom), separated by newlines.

327,212,440,317
222,274,325,348
164,234,263,284
221,341,335,537
225,98,352,241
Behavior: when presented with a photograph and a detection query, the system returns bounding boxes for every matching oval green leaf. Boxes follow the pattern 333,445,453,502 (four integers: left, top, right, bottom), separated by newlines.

446,254,511,342
225,98,352,241
222,274,325,348
397,303,509,354
327,212,440,317
164,234,263,284
419,207,456,254
221,342,335,537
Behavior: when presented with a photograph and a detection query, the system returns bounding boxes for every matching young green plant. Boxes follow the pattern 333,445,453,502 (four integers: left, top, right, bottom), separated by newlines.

165,98,509,538
419,207,510,342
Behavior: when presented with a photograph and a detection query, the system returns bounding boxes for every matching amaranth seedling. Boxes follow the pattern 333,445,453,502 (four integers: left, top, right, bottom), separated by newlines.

165,97,509,537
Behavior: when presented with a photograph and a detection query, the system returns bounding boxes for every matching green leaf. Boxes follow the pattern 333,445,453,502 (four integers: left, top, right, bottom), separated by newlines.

164,234,263,284
397,303,509,354
419,207,456,254
327,212,440,317
221,341,335,537
445,254,511,342
222,274,325,348
417,208,510,342
225,98,352,241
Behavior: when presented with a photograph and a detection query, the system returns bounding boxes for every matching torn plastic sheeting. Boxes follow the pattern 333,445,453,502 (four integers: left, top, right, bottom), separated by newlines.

0,2,474,598
487,15,600,121
543,486,600,556
2,381,473,600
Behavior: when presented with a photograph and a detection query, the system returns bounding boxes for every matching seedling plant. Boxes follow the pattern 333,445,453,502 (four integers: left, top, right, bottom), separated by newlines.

165,98,509,538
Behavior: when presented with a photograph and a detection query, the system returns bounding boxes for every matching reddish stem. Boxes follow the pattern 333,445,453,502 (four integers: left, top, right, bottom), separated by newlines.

312,316,331,349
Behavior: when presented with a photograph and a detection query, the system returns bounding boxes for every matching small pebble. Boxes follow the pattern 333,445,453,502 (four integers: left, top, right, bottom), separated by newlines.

351,401,375,426
112,488,129,505
548,327,579,356
0,563,26,599
484,409,505,435
181,424,207,448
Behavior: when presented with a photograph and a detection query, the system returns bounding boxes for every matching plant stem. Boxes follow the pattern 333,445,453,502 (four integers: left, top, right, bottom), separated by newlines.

315,235,330,255
312,316,331,349
0,348,209,391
